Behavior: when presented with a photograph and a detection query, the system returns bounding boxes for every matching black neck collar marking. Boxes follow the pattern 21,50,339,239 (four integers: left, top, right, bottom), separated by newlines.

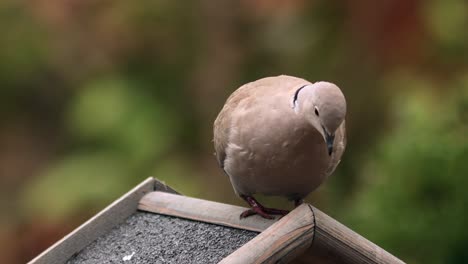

292,84,308,109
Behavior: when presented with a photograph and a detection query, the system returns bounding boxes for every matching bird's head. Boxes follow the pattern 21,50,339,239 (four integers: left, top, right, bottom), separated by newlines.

294,81,346,155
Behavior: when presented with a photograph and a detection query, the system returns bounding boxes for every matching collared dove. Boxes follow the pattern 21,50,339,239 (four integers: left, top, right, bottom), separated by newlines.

213,75,346,219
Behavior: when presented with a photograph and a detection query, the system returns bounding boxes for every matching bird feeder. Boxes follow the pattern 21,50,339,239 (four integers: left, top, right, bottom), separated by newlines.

28,177,405,264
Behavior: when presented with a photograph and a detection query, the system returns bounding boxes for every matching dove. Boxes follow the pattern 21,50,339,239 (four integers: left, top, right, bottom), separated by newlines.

213,75,346,219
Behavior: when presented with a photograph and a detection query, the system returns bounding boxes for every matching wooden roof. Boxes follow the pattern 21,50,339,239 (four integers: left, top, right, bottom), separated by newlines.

28,177,405,264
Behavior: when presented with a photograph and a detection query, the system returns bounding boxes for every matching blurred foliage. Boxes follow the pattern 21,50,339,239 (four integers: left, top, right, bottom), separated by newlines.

68,77,179,164
344,73,468,263
424,0,468,52
22,152,131,220
0,1,467,264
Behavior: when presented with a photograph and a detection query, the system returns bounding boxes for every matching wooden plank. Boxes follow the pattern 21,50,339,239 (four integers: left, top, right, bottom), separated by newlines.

138,191,278,232
304,207,406,264
220,204,315,264
28,177,159,264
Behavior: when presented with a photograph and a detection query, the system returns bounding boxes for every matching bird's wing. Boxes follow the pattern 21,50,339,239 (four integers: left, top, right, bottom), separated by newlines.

213,110,229,168
213,84,251,168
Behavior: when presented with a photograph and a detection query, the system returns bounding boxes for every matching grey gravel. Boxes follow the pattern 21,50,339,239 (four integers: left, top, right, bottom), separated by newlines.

67,211,258,264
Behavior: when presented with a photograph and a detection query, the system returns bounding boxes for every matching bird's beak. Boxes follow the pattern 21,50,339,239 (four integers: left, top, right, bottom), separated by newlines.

324,129,335,156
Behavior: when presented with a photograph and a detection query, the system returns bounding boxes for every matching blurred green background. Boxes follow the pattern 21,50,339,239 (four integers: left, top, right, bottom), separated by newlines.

0,0,467,263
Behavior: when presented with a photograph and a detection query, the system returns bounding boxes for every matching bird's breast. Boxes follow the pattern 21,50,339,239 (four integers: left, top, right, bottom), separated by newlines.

225,121,330,197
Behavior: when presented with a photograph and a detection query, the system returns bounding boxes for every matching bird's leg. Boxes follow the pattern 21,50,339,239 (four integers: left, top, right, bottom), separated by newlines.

240,195,289,219
240,195,273,219
294,199,304,207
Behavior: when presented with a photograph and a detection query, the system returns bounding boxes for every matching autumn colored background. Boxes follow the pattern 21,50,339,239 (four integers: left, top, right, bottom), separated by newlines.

1,1,467,263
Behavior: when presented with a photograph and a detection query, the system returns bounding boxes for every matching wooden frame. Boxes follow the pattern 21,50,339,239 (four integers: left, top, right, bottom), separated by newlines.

139,191,405,264
29,177,405,264
28,177,177,264
138,191,277,232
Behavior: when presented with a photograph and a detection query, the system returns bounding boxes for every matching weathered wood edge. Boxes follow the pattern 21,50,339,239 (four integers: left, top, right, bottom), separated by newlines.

153,178,179,194
138,191,277,232
305,206,406,264
220,204,315,264
28,177,174,264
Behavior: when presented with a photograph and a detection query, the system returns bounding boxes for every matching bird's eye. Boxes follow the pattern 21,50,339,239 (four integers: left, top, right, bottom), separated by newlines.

314,107,319,116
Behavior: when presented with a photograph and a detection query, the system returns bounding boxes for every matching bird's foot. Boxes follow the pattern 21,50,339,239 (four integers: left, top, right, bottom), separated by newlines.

240,195,289,219
240,208,289,219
